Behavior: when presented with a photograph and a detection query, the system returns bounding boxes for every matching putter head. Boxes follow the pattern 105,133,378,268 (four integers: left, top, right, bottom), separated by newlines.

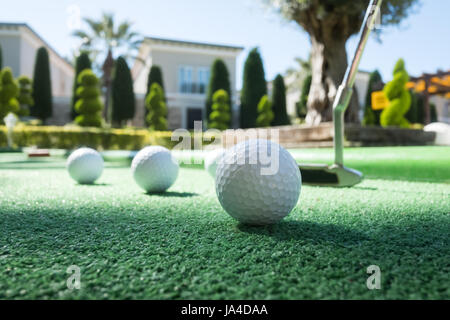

298,163,363,187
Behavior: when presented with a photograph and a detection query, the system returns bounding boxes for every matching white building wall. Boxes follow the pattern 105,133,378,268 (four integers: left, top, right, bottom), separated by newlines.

0,23,75,124
132,39,242,129
0,24,74,98
19,28,73,98
0,30,21,76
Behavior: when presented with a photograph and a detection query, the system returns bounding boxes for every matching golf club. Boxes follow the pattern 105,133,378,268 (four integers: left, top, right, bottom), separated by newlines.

299,0,383,187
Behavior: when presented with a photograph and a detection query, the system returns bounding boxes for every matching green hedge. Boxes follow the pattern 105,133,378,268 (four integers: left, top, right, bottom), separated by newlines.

0,126,156,150
0,125,218,150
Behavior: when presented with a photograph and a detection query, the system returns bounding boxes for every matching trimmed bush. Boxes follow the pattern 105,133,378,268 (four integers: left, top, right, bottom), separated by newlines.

362,70,383,126
209,89,231,131
146,83,167,131
112,57,135,126
271,74,290,126
17,76,34,117
74,69,104,127
71,52,92,120
206,59,231,122
240,48,267,128
0,125,147,150
0,125,218,150
146,65,165,125
146,65,165,98
31,47,53,123
406,90,420,124
380,59,411,128
0,68,20,122
256,95,273,127
296,74,311,118
407,91,438,125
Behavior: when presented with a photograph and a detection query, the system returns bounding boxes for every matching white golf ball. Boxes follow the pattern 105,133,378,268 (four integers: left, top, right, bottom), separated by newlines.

215,139,301,225
204,148,226,178
131,146,179,193
67,147,104,184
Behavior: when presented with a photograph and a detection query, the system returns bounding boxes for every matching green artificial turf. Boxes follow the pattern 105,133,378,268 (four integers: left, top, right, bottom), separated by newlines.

291,146,450,183
0,147,449,299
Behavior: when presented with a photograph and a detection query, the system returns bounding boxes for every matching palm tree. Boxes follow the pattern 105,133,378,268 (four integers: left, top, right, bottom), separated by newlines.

72,13,141,123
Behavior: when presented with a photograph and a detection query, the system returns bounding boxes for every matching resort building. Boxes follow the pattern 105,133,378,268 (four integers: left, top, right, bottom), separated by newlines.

0,22,74,125
131,37,243,129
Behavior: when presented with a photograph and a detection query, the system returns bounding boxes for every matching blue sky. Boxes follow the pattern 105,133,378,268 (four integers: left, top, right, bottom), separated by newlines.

3,0,450,89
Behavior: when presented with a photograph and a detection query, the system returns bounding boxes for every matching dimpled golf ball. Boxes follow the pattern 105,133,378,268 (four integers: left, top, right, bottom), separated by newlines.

204,148,226,178
215,139,301,225
131,146,179,193
67,147,104,184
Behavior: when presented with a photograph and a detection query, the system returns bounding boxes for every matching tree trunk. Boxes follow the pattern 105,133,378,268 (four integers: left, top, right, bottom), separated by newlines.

102,49,115,124
305,34,360,125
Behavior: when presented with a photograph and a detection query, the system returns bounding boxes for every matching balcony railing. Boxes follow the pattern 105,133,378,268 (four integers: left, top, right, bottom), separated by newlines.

179,83,207,94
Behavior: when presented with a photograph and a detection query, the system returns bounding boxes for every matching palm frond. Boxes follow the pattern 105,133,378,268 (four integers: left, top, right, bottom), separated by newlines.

102,12,115,40
116,22,131,38
72,30,90,39
83,17,103,36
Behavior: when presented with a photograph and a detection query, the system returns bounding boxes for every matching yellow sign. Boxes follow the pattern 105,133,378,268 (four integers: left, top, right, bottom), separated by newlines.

371,91,389,110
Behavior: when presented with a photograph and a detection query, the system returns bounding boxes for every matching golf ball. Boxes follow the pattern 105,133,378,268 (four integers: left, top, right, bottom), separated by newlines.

131,146,179,192
204,148,226,178
67,147,104,184
215,139,301,225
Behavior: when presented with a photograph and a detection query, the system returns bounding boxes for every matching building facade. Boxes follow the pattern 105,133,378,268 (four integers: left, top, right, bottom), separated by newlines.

0,23,74,125
132,37,243,129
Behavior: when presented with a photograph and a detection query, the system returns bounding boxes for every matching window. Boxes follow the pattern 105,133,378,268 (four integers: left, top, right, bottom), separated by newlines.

197,67,210,94
178,66,210,94
178,66,193,93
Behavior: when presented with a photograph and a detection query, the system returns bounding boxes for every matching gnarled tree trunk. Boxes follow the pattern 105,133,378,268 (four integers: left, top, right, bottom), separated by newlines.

300,9,360,125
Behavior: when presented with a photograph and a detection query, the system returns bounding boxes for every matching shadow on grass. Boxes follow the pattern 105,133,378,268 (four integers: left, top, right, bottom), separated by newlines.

144,191,198,198
353,186,378,191
75,183,111,187
237,220,369,245
1,204,449,299
0,165,66,170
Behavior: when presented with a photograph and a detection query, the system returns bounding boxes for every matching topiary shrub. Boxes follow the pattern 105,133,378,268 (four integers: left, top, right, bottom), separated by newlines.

256,95,273,127
209,89,231,131
17,76,34,117
0,67,20,122
71,52,92,120
206,59,231,122
145,65,165,126
74,69,104,127
271,74,290,126
380,59,411,128
240,48,267,128
146,83,167,131
362,70,383,126
112,56,135,127
31,47,53,123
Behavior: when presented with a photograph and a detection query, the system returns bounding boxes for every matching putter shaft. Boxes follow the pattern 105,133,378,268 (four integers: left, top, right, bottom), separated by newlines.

333,0,383,166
